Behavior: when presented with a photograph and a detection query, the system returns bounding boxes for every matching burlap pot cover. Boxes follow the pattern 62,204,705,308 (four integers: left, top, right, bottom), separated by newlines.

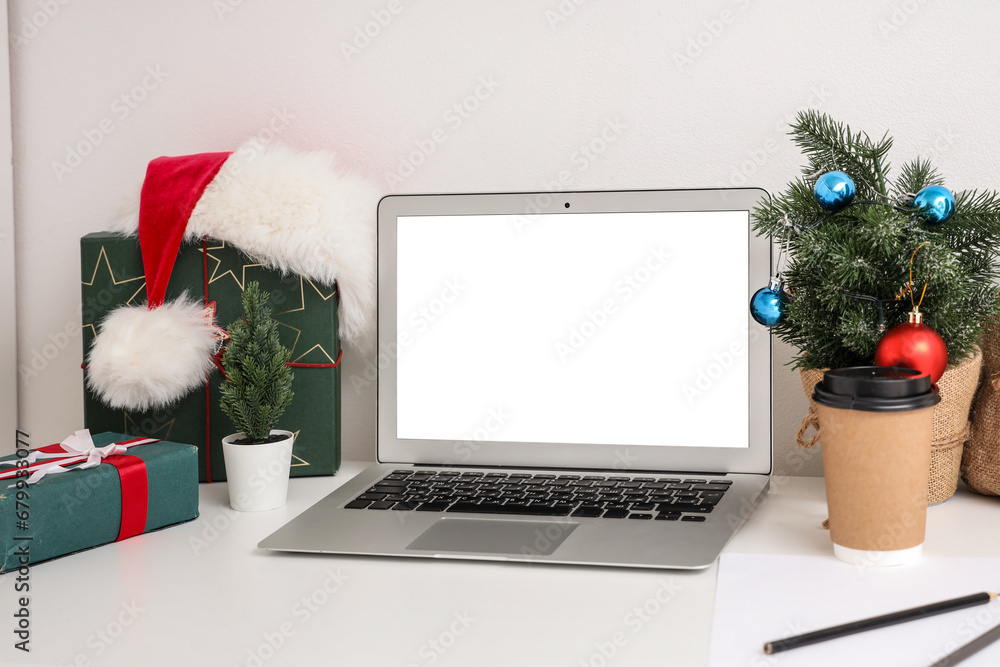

797,348,982,505
964,320,1000,495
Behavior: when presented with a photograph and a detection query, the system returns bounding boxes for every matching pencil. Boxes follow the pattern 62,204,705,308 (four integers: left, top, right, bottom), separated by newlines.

763,591,998,655
928,620,1000,667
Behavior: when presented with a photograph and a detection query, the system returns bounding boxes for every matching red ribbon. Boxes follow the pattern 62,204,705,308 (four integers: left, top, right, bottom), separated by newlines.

105,456,149,541
288,349,343,368
203,237,213,483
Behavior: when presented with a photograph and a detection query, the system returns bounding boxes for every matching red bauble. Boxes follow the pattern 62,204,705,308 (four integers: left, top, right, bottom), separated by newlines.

874,313,948,384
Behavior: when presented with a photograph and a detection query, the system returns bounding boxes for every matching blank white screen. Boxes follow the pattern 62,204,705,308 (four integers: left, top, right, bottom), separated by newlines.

395,211,750,448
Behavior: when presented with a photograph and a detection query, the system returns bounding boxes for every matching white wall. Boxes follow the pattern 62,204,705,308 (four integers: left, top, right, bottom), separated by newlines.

0,1,15,446
9,0,1000,476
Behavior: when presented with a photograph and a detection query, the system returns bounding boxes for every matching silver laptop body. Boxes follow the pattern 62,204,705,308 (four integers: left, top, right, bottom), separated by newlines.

260,188,772,569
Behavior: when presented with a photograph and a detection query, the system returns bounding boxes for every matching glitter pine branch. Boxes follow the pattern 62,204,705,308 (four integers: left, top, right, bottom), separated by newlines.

752,110,1000,370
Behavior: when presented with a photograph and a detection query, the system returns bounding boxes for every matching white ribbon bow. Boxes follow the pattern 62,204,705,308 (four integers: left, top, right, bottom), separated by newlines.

43,429,128,468
7,429,128,486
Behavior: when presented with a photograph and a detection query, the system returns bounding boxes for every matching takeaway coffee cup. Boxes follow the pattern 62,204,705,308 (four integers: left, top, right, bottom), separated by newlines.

813,367,940,566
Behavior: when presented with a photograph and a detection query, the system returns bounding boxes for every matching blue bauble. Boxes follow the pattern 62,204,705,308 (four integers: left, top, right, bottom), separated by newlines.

749,282,789,327
814,171,856,212
913,185,956,225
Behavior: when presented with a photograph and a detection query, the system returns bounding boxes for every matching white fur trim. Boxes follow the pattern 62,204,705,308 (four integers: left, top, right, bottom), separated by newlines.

87,298,220,411
115,143,380,346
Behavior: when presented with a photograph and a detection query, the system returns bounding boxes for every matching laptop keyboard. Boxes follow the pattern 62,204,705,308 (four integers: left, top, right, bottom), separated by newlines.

344,470,732,521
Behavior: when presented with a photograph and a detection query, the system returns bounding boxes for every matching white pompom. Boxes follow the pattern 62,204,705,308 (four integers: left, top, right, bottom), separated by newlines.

87,298,220,411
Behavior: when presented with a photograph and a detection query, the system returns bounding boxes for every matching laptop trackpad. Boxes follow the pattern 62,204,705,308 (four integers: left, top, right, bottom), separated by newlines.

406,518,579,556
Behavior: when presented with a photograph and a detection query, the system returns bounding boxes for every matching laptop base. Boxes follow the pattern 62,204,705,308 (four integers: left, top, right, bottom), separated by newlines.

259,464,769,570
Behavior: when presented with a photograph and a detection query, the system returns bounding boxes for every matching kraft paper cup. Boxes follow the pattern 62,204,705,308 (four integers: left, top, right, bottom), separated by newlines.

813,367,940,567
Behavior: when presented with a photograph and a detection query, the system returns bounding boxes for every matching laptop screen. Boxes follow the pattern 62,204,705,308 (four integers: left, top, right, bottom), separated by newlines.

377,190,771,475
395,211,750,448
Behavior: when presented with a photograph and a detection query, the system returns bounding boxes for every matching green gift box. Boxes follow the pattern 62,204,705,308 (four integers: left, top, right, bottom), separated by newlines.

81,233,342,482
0,432,198,572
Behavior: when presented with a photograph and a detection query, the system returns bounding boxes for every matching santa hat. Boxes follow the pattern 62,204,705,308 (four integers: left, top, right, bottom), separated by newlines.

87,142,380,411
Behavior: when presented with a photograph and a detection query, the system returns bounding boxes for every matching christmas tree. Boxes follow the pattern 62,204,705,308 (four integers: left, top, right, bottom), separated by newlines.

220,282,294,443
752,110,1000,371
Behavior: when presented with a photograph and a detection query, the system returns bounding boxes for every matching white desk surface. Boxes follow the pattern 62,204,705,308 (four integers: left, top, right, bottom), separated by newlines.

3,463,999,667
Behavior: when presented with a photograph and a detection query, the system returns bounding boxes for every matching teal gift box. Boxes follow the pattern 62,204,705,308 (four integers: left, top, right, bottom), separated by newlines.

0,432,199,572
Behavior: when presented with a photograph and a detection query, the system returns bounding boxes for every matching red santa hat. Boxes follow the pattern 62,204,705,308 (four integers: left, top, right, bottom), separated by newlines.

87,142,380,411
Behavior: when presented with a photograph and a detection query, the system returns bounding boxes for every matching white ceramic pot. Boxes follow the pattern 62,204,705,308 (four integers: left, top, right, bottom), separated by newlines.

221,430,295,512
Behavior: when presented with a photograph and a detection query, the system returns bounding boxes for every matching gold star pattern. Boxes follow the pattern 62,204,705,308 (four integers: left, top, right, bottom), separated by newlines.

289,430,309,468
123,412,177,440
202,240,265,291
81,245,147,338
270,278,340,363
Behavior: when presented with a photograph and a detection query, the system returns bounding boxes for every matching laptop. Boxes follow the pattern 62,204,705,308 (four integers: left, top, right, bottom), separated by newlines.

259,187,772,569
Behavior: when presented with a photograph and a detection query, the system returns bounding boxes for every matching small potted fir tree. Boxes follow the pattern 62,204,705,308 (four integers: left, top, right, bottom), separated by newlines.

220,281,295,511
753,111,1000,503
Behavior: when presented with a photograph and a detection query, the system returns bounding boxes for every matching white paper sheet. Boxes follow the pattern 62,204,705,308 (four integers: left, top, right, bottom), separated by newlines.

709,553,1000,667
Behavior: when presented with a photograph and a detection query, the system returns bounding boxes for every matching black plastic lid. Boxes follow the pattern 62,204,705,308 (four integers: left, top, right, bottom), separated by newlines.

812,366,941,412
